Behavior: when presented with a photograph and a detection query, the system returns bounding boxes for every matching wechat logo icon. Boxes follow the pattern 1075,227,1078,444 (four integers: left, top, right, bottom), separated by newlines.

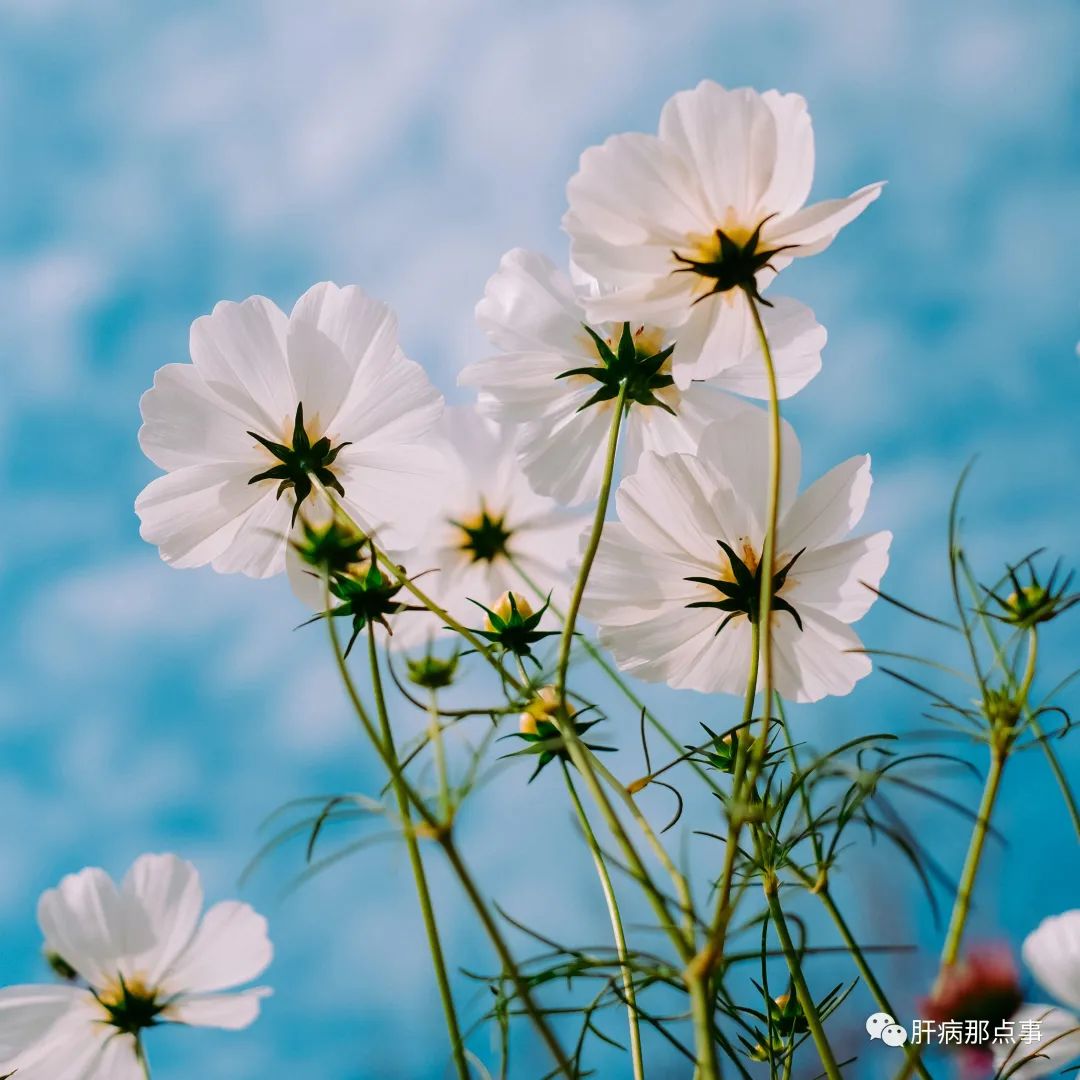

866,1012,908,1048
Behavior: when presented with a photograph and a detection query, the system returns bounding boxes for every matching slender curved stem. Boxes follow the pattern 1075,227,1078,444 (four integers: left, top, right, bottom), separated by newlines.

938,748,1005,968
807,879,933,1080
135,1037,152,1080
761,872,842,1080
367,625,468,1080
374,544,522,691
440,836,575,1077
1017,628,1038,706
745,295,783,773
536,384,695,960
562,762,645,1080
322,584,569,1073
688,975,720,1080
707,621,763,963
778,706,932,1080
508,554,723,797
428,689,452,824
555,386,628,697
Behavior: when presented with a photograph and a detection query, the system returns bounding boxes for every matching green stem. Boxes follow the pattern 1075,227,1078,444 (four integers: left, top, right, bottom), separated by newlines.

536,382,695,960
1017,628,1038,706
746,295,782,773
960,563,1080,838
809,881,933,1080
939,749,1006,968
374,543,521,690
367,626,469,1080
694,298,784,985
688,975,720,1080
779,710,932,1080
762,875,842,1080
562,762,645,1080
439,836,575,1077
509,554,723,797
428,688,452,824
135,1037,152,1080
323,584,566,1073
555,384,627,697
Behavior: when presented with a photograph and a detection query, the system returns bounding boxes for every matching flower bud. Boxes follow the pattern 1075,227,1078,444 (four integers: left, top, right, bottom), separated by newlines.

519,686,571,734
487,591,534,630
45,950,78,981
291,511,367,576
406,651,460,691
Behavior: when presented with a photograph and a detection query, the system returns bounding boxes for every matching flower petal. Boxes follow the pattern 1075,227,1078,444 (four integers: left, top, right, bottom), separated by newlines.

703,296,825,398
459,352,585,425
336,443,446,551
0,985,89,1061
208,485,294,578
599,600,754,696
1023,911,1080,1011
166,988,271,1031
764,181,885,258
697,410,802,534
786,532,892,623
658,81,780,223
615,450,742,565
517,403,611,506
623,385,756,476
138,364,264,472
0,1000,117,1080
121,854,204,986
285,318,354,437
189,296,293,435
759,89,815,217
771,608,871,703
90,1032,145,1080
585,522,705,625
475,248,589,355
329,346,442,449
291,282,399,390
135,462,269,574
37,869,150,991
161,901,271,996
779,455,872,553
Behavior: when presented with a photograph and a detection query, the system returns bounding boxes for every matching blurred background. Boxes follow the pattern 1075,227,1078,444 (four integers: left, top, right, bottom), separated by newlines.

1,1,1078,1076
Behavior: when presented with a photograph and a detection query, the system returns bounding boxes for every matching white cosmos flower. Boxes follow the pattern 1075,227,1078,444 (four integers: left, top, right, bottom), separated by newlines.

582,410,891,703
288,406,588,649
993,911,1080,1078
564,81,882,369
460,248,824,505
136,282,445,578
0,854,271,1079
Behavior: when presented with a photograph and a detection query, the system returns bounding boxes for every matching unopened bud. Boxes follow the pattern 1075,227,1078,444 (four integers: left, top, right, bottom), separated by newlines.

487,591,533,629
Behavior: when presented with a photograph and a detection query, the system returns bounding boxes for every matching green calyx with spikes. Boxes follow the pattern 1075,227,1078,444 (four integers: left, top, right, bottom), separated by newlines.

96,976,166,1037
301,550,421,657
672,214,796,307
291,515,368,577
983,555,1078,630
248,402,351,524
685,539,806,634
453,508,513,563
502,708,615,783
466,593,560,665
557,321,677,414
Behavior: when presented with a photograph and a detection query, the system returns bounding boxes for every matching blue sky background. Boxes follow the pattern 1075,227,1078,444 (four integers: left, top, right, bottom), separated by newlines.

1,1,1078,1076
